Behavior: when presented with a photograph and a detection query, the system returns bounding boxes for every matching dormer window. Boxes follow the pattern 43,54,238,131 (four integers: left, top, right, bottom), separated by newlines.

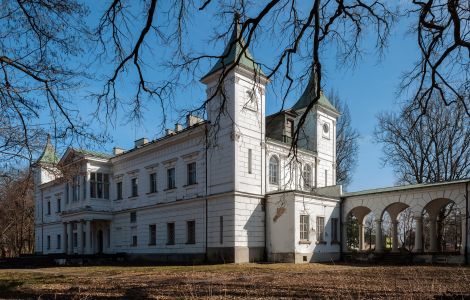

284,119,295,143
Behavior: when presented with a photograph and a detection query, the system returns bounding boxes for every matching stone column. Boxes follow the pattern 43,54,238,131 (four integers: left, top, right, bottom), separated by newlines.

77,221,84,254
375,220,383,253
62,223,68,254
413,216,423,252
429,217,438,252
85,220,92,254
358,224,364,251
67,222,73,255
392,220,399,252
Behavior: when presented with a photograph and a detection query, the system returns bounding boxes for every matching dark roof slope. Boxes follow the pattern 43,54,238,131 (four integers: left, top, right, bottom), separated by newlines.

292,73,339,113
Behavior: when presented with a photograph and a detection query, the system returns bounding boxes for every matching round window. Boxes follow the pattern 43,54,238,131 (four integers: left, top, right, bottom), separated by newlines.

322,123,329,134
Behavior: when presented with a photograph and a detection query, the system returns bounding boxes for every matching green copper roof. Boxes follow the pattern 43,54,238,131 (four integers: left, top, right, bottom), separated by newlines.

292,73,339,113
37,135,59,165
201,15,265,80
73,148,111,159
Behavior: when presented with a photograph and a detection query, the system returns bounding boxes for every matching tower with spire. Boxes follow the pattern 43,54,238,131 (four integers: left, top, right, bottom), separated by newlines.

201,13,269,261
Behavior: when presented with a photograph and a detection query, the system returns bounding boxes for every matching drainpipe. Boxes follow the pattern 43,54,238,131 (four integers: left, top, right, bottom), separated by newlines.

204,123,209,263
41,189,44,254
465,182,468,265
339,196,343,261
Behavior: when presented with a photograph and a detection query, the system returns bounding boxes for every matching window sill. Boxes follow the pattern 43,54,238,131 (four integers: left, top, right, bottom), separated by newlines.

114,198,123,201
185,242,196,245
128,195,139,199
316,241,327,245
183,183,198,188
298,240,311,245
331,241,340,245
146,191,158,195
166,243,175,246
130,245,137,247
148,243,156,246
164,188,176,192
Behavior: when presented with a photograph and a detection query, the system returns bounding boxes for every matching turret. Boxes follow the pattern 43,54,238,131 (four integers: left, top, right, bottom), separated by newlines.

201,13,269,195
33,134,59,187
291,74,340,186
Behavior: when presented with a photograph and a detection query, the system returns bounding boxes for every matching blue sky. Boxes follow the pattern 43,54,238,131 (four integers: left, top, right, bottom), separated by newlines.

71,2,419,192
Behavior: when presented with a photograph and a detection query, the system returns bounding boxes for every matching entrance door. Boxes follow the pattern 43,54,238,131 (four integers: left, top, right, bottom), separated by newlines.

98,230,104,254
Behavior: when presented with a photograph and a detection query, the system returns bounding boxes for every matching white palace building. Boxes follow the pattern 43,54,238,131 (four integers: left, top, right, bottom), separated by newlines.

33,21,470,264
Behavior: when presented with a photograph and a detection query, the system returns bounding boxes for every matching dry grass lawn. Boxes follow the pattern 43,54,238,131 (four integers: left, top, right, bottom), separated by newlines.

0,263,469,299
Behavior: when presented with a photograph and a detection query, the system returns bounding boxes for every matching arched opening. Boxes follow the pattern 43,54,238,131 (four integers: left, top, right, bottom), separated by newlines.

422,199,462,253
345,206,376,252
380,202,410,252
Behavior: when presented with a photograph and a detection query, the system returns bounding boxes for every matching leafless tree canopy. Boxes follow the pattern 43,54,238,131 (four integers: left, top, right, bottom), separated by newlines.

0,0,101,174
403,0,470,118
0,170,34,257
375,97,470,185
328,90,359,188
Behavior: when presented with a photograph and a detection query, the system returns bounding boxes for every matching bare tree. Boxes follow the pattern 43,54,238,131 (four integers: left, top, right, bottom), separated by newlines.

0,170,34,257
0,0,102,175
328,90,359,188
375,97,470,185
94,0,394,156
403,0,470,118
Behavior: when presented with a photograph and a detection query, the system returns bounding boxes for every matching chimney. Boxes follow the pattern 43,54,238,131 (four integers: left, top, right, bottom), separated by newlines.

175,123,183,132
165,129,175,136
186,114,204,127
113,147,125,155
134,138,149,148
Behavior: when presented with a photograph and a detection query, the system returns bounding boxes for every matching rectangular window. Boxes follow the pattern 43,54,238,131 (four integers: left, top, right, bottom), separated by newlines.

131,235,138,247
82,176,86,200
149,173,157,193
248,149,252,174
47,235,51,250
331,218,338,243
300,215,309,241
56,198,61,213
167,222,175,245
72,175,80,202
149,224,156,245
65,183,69,204
130,212,137,223
56,234,61,249
325,170,328,186
131,177,138,197
90,172,110,199
90,173,96,198
186,220,196,244
73,232,78,248
187,163,196,185
316,216,325,242
116,181,123,200
219,216,224,244
47,200,51,215
82,232,86,248
286,119,294,138
167,168,176,189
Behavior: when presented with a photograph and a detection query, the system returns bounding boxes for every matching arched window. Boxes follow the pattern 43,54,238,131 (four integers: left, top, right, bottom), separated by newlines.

303,164,312,189
269,156,279,185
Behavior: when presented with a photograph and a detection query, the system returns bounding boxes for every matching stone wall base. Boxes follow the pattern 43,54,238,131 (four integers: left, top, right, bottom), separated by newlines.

207,247,265,263
268,252,340,263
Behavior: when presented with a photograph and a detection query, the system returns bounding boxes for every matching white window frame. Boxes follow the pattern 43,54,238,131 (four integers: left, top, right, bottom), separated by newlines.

269,156,279,185
300,215,309,241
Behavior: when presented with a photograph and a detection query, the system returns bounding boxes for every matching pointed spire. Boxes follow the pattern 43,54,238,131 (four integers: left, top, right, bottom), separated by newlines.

291,71,339,113
201,12,265,81
36,134,59,165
